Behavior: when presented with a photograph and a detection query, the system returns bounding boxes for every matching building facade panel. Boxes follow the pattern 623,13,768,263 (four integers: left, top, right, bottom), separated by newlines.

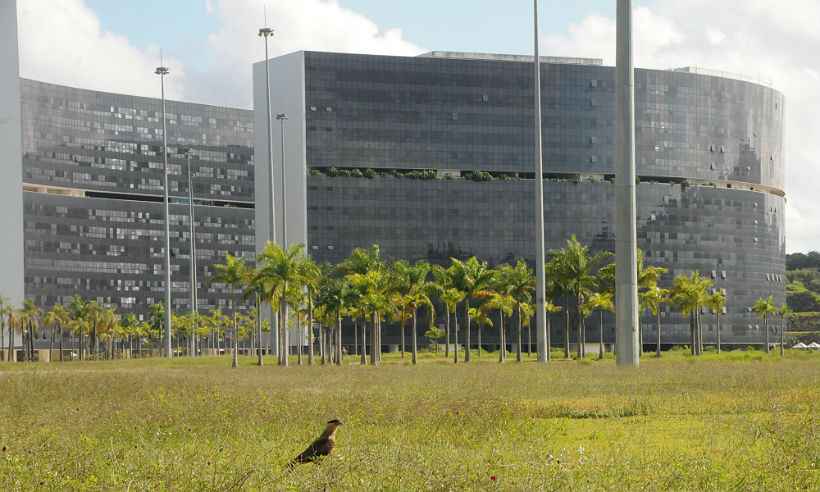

306,175,785,345
24,192,254,318
20,79,256,320
303,52,784,191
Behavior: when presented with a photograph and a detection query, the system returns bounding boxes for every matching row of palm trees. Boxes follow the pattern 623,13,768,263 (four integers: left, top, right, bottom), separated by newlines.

0,295,269,362
207,237,792,367
1,237,790,365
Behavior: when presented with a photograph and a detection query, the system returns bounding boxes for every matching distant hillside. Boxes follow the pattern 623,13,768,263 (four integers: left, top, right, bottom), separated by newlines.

786,252,820,342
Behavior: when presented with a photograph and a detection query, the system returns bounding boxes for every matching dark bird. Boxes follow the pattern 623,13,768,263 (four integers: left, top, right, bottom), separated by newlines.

289,419,343,466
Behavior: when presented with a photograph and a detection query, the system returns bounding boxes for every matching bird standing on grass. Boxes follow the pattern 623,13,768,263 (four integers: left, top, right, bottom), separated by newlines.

289,419,343,466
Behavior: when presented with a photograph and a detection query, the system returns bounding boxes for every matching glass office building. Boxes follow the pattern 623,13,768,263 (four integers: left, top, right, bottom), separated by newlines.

21,79,255,320
254,51,786,346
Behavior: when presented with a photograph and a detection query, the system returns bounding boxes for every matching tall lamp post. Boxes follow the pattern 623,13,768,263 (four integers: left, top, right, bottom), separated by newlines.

276,113,288,246
276,112,289,366
533,1,548,363
155,64,173,359
615,0,641,367
258,24,279,359
182,148,198,356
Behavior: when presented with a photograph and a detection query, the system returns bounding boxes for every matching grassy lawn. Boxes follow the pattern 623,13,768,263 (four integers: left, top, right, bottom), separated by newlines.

0,351,818,491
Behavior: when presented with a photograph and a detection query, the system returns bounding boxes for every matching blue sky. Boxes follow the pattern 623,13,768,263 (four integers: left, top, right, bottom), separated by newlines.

84,0,642,68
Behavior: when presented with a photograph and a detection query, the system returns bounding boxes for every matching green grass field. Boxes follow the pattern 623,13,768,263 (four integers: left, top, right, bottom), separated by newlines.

1,350,818,491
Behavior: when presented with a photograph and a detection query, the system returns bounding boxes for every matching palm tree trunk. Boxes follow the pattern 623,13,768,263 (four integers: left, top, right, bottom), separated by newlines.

764,315,770,354
377,314,383,364
256,297,264,366
716,312,721,354
599,311,605,360
779,316,784,357
8,315,13,362
445,306,450,359
516,304,522,363
308,298,314,366
465,301,472,363
49,325,55,363
400,318,406,359
564,309,570,359
546,316,551,361
281,301,289,367
336,313,343,366
370,313,378,366
528,319,532,357
453,309,459,363
352,319,357,358
656,311,662,357
360,317,367,365
59,323,64,362
29,322,35,361
689,313,696,355
411,311,418,365
477,320,482,360
296,314,303,366
231,312,239,368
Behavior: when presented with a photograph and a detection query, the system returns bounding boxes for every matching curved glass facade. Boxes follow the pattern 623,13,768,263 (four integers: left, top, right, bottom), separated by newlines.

294,52,786,346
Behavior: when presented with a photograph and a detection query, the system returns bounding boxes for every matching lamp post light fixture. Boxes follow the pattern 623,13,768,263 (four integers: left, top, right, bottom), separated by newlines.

533,0,549,364
155,64,173,359
258,24,279,359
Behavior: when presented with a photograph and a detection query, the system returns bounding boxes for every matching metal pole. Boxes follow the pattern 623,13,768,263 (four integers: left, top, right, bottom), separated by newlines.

258,25,278,358
155,64,173,359
187,152,198,356
533,0,548,364
276,113,288,365
615,0,640,367
277,114,288,246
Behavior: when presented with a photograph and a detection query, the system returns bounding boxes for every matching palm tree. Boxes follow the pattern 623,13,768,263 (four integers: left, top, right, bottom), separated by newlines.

440,287,465,363
600,249,668,354
449,257,495,363
301,258,321,366
548,236,612,359
339,246,385,365
83,301,104,359
6,309,19,362
706,290,727,354
315,274,350,366
642,286,670,357
19,300,41,362
213,253,251,368
346,269,390,366
44,305,70,362
0,297,10,361
496,261,534,363
467,306,493,361
586,292,614,360
543,301,562,360
670,272,713,356
254,243,308,367
400,261,435,365
752,296,777,354
778,304,791,357
390,260,415,360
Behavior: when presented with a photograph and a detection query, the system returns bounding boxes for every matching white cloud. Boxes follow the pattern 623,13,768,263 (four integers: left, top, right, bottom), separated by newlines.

17,0,186,100
192,0,424,108
542,1,820,253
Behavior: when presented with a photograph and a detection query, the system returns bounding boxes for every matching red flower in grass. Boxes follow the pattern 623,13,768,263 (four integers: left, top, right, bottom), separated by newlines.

490,476,497,482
